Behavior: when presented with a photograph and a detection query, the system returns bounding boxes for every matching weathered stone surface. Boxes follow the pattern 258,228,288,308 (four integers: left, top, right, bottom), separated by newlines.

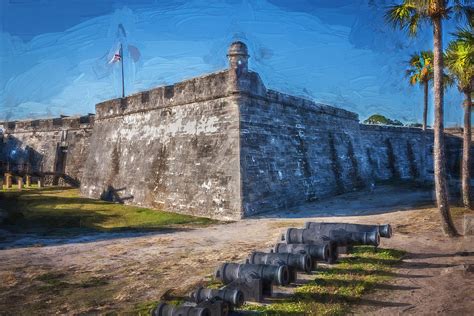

0,42,471,220
81,71,242,220
464,215,474,236
359,125,433,181
239,86,370,216
0,115,94,185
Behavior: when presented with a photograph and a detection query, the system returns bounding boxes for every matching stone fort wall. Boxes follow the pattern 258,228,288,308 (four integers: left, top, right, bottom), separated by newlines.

80,70,243,220
0,42,469,219
0,115,94,185
239,76,370,216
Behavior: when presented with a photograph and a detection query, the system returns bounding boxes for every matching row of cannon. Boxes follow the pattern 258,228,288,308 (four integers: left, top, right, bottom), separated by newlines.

151,222,393,316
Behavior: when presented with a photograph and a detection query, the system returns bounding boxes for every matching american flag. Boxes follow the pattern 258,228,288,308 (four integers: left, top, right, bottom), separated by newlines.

109,49,121,64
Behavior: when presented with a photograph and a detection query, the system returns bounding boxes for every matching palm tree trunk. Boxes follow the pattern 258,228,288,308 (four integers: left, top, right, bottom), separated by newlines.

462,89,472,210
432,16,458,236
423,80,429,131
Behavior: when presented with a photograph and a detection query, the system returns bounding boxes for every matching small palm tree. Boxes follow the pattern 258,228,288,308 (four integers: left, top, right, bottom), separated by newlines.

445,17,474,210
406,51,454,130
406,51,433,130
386,0,472,236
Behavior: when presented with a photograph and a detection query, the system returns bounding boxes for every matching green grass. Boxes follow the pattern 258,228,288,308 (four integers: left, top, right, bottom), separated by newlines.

34,272,109,294
131,247,405,316
241,246,405,315
0,187,215,236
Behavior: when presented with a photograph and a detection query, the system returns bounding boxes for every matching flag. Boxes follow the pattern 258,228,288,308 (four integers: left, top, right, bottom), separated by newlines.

127,44,141,62
109,48,122,64
94,24,141,77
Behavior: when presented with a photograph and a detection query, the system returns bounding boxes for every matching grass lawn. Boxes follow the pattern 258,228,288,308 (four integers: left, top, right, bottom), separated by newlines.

0,186,215,237
240,246,405,315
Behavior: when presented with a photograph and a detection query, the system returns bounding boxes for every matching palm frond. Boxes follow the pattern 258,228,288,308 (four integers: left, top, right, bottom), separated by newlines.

443,72,456,89
408,11,421,35
406,50,434,86
447,2,473,23
452,27,474,45
386,3,421,36
445,39,474,90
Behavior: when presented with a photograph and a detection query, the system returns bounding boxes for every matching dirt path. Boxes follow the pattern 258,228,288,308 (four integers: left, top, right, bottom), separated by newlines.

355,203,474,315
0,185,473,315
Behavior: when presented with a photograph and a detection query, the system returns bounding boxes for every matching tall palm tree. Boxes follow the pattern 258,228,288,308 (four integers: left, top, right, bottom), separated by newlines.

445,17,474,210
406,51,433,130
386,0,472,236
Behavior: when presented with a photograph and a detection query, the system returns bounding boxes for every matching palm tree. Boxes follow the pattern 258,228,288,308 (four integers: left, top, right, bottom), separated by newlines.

445,17,474,210
386,0,472,236
406,51,433,130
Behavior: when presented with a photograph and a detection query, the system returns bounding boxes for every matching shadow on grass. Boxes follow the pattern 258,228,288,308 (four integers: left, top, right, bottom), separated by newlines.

311,277,420,291
322,266,430,279
343,256,458,269
0,188,214,249
239,247,409,315
268,291,412,307
406,251,474,259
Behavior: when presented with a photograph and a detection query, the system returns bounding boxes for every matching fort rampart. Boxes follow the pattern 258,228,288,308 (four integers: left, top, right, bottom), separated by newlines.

0,42,468,219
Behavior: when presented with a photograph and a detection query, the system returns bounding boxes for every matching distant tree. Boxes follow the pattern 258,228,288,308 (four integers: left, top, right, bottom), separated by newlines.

407,122,424,128
406,51,433,131
364,114,390,125
445,14,474,210
386,0,472,237
391,119,405,126
406,51,454,131
364,114,404,126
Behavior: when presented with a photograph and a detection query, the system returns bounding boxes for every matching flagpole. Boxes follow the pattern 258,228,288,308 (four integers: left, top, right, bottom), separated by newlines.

120,43,125,98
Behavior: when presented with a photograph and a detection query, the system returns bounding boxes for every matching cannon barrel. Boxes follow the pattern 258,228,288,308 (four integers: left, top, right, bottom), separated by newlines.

190,287,244,307
248,251,312,273
151,303,210,316
283,228,380,247
273,242,337,263
305,222,392,238
215,263,290,286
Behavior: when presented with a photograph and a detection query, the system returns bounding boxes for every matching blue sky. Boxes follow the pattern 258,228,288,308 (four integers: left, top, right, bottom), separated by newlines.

0,0,468,126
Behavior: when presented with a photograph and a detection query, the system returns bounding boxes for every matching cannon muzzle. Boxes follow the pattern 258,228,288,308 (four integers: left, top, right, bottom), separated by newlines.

191,287,244,307
378,224,392,238
215,263,290,286
248,251,312,273
152,303,210,316
305,222,393,238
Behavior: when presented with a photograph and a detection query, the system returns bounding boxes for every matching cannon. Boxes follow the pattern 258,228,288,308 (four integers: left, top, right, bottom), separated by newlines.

195,300,229,316
215,263,290,302
151,302,210,316
273,242,338,264
248,251,312,273
215,263,289,286
190,287,244,307
305,222,392,238
282,228,380,247
247,251,312,282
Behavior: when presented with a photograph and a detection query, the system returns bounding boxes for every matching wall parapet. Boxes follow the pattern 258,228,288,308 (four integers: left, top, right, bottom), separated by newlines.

95,70,233,120
359,124,430,134
95,68,358,122
0,114,94,134
264,89,358,120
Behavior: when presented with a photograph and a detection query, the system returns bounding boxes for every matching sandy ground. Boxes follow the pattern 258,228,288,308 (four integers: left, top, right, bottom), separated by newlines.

0,185,473,315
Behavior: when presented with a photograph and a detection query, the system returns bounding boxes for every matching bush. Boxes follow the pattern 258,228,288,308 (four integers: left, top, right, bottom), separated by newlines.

364,114,404,126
